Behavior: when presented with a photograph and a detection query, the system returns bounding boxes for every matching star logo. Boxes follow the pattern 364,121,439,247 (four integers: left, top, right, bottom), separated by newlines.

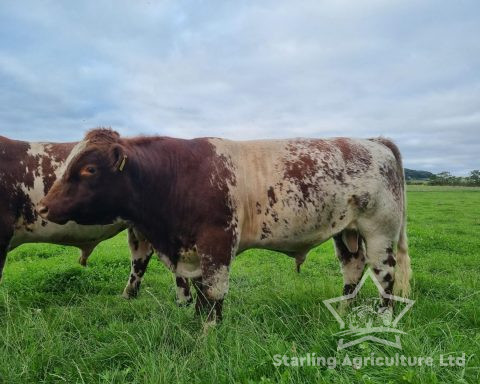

323,268,414,350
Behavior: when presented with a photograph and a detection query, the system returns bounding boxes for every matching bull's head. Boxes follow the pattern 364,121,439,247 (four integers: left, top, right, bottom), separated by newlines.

38,128,131,225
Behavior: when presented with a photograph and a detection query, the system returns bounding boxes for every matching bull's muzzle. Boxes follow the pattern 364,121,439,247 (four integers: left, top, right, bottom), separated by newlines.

37,203,49,219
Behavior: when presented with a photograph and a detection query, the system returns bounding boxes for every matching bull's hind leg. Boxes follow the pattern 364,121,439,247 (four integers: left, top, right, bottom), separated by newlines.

363,234,397,308
122,228,153,299
334,232,366,296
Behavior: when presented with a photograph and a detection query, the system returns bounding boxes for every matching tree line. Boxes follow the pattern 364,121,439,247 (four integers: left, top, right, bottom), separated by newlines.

407,170,480,186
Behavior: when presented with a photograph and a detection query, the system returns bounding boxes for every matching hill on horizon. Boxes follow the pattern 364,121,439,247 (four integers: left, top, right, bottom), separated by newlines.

404,168,434,180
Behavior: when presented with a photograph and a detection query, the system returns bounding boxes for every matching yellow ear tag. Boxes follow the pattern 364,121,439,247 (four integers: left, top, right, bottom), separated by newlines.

118,155,127,172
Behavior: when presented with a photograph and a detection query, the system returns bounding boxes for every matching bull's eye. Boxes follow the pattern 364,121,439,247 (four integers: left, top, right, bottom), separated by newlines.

80,165,97,177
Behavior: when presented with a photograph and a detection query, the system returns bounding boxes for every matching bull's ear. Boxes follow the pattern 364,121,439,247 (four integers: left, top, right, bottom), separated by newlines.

111,144,128,172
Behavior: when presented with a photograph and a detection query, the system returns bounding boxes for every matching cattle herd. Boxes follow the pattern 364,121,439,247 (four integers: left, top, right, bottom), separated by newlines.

1,128,411,323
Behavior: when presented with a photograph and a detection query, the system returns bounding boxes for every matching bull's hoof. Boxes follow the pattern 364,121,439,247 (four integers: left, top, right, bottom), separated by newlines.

122,288,139,299
378,306,393,326
202,319,217,334
78,256,87,267
176,296,193,307
338,300,352,315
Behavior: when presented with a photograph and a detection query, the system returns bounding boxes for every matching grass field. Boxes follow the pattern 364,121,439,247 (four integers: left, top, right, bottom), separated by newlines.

1,186,479,383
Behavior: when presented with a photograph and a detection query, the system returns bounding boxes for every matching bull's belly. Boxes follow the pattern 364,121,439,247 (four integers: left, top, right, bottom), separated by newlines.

239,213,344,253
9,218,126,250
241,226,334,253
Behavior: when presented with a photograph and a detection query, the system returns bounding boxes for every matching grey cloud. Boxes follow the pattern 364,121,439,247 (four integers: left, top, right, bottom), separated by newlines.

0,0,479,174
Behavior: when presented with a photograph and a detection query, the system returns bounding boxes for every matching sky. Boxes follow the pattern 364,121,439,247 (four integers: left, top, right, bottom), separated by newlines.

0,1,479,175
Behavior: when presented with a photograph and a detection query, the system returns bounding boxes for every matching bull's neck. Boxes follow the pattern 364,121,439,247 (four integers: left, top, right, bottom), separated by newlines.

121,138,179,231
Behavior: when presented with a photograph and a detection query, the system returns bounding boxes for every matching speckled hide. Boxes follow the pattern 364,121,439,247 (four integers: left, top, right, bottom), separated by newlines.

40,129,411,321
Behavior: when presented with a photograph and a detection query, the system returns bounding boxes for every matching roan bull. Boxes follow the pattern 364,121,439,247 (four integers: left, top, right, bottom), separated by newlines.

39,128,411,322
0,135,191,304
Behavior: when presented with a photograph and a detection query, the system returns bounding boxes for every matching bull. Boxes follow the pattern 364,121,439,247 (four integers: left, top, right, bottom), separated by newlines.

39,128,411,322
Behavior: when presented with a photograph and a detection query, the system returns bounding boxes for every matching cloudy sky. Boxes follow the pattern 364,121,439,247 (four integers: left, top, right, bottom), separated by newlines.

0,1,479,174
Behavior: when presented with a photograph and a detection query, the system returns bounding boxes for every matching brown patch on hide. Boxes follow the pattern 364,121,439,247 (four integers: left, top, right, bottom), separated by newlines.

332,138,372,176
283,144,320,203
41,143,75,194
348,193,370,211
267,186,277,207
260,222,272,240
380,163,402,200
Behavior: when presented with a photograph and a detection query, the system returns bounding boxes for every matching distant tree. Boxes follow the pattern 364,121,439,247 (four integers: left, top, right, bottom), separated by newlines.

467,170,480,186
437,171,452,179
433,171,454,185
428,174,439,185
415,168,480,186
427,170,480,186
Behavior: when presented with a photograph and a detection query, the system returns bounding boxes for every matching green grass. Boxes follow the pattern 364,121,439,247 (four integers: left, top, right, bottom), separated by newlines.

1,186,479,383
407,185,480,192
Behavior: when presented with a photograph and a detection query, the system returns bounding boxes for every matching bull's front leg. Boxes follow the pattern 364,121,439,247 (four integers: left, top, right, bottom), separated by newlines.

122,228,153,299
194,227,235,324
175,276,193,306
0,243,8,282
192,275,226,325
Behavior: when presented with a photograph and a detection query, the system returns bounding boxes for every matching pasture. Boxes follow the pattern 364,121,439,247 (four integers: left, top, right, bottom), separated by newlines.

0,186,479,383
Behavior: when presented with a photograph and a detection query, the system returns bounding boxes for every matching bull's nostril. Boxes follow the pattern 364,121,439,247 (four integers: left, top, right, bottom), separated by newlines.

38,205,49,216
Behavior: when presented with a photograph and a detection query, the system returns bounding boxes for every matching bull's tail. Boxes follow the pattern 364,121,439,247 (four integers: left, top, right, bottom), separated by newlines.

371,137,411,297
395,210,411,297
